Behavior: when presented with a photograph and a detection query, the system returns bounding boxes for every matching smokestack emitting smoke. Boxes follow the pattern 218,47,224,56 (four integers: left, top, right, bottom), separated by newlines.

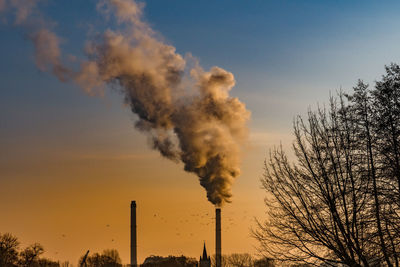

1,0,250,206
215,208,221,267
131,201,137,267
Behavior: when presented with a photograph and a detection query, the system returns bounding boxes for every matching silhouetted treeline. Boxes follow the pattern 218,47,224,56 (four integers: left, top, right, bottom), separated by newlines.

209,254,275,267
78,249,122,267
0,232,125,267
139,254,277,267
0,233,68,267
254,63,400,266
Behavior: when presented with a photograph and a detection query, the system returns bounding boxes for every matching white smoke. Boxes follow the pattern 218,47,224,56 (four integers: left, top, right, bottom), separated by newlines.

2,0,251,206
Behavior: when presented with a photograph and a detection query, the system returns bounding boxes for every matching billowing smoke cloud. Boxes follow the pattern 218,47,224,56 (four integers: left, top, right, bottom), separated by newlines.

3,0,250,206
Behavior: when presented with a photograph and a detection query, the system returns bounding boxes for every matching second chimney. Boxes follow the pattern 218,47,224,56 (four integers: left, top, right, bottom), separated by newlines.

215,208,221,267
131,201,137,267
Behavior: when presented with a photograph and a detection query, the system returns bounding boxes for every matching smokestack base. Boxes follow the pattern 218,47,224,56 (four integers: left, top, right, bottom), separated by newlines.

216,208,221,267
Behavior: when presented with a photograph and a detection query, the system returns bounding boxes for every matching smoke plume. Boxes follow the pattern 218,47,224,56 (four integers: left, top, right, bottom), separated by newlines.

3,0,250,206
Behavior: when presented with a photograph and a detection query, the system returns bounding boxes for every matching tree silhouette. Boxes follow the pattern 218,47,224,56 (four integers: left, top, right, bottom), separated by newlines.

19,243,45,267
226,253,253,267
79,249,122,267
0,232,68,267
0,233,19,267
253,64,400,266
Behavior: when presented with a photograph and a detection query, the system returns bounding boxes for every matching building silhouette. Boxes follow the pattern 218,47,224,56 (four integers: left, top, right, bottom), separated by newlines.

199,243,211,267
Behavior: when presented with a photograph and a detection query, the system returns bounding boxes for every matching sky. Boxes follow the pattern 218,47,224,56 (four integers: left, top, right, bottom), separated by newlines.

2,0,400,265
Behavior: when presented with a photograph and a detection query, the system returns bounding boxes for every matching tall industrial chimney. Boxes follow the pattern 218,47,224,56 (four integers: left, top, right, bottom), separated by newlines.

215,208,221,267
131,201,137,267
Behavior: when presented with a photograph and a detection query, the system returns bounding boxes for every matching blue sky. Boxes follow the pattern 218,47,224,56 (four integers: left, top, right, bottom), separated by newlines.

2,0,400,263
2,4,399,87
4,0,400,133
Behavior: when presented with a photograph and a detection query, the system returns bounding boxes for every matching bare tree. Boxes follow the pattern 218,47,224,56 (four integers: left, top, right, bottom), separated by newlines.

253,94,376,266
19,243,45,267
253,64,400,266
0,233,19,267
371,64,400,265
227,253,253,267
79,249,122,267
101,249,121,265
